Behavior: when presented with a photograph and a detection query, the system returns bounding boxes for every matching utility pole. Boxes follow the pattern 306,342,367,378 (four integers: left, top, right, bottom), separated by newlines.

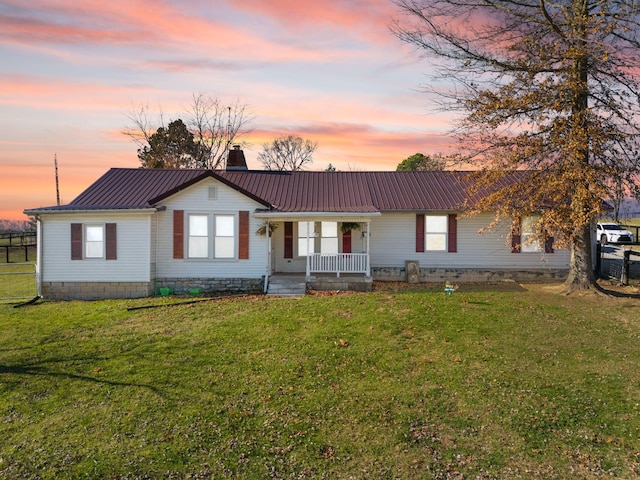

54,153,61,205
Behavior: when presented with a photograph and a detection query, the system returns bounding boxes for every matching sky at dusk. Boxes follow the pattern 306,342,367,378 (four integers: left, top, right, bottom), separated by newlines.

0,0,457,220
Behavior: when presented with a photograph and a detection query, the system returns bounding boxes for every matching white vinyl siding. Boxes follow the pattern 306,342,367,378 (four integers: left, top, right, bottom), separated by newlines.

155,178,268,279
370,212,568,269
41,213,152,282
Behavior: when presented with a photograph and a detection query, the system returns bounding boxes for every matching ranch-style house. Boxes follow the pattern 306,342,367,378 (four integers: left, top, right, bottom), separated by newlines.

24,147,569,300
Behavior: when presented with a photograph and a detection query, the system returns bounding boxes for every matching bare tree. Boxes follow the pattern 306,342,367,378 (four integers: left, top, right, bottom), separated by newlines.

393,0,640,293
185,93,253,169
123,94,252,169
122,103,166,154
258,135,317,171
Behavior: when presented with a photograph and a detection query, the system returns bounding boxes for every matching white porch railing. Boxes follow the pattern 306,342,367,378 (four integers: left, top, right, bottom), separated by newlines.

307,253,369,278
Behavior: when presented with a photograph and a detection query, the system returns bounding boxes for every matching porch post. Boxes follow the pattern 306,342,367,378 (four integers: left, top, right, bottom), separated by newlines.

366,221,371,278
306,223,311,280
264,220,271,293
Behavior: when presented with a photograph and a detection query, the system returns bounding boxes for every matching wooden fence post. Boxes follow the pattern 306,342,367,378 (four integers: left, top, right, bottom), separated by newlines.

621,249,631,286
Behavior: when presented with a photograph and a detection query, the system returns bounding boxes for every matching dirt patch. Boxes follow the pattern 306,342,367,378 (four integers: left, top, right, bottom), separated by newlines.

310,279,640,298
307,289,365,297
596,279,640,297
372,280,527,293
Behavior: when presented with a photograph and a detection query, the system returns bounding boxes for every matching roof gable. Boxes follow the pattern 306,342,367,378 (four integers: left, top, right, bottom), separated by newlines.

147,170,271,207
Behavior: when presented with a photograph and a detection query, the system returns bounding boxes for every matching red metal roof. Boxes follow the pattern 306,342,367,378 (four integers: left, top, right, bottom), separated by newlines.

30,168,476,213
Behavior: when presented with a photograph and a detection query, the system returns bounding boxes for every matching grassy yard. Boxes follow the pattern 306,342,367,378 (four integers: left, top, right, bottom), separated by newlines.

0,245,36,265
0,239,37,300
1,284,639,479
0,263,37,300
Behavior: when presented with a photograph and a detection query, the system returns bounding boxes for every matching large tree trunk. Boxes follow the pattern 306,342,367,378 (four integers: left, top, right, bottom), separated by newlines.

563,223,598,293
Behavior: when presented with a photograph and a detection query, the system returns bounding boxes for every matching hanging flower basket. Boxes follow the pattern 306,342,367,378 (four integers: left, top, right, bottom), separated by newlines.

256,223,278,237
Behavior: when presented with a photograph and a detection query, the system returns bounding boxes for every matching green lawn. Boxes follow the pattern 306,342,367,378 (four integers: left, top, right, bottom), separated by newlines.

0,244,36,264
1,284,639,479
0,240,37,300
0,263,37,300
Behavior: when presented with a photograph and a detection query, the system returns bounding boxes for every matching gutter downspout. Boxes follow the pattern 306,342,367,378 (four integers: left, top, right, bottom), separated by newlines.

35,216,42,297
366,221,371,278
306,223,311,280
264,220,270,294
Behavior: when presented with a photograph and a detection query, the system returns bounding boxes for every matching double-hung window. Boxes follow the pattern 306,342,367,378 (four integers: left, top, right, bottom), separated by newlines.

521,215,541,252
85,225,105,258
215,215,235,259
186,213,237,259
296,221,339,256
188,214,209,258
512,215,554,253
174,210,249,260
320,222,338,254
416,214,457,253
298,221,315,256
71,223,117,260
425,215,448,251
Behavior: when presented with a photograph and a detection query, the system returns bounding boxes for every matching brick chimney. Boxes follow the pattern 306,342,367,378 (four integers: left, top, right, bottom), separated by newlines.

226,145,248,171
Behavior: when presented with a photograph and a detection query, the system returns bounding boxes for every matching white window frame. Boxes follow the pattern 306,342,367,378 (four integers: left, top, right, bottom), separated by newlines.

425,215,448,252
187,213,210,259
84,224,105,259
297,221,316,257
214,214,236,259
521,215,542,253
186,212,238,260
320,221,339,254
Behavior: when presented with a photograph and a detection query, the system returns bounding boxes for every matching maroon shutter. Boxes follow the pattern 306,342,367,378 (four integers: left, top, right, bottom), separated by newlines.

545,236,554,254
239,211,249,260
173,210,184,259
511,235,521,253
416,214,425,253
105,223,117,260
511,219,521,253
71,223,82,260
284,222,293,259
342,230,352,254
447,214,457,253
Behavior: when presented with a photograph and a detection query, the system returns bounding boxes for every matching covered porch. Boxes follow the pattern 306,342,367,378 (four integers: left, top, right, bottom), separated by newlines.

254,211,379,285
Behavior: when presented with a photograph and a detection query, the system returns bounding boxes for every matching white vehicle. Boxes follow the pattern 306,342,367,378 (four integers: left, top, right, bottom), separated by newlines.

596,222,634,245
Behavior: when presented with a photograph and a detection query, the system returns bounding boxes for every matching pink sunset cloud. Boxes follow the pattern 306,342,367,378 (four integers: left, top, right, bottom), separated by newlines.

0,1,455,221
0,74,149,111
0,0,365,65
233,0,396,44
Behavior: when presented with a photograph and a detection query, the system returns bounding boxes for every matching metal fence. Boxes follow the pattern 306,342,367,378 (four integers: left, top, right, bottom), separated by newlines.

598,244,640,285
0,262,37,301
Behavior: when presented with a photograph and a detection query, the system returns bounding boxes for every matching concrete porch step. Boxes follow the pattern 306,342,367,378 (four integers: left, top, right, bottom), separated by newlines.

266,276,307,296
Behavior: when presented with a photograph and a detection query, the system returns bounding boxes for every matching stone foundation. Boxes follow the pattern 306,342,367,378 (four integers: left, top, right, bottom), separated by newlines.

156,277,264,295
307,275,373,292
372,267,569,283
41,281,152,300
